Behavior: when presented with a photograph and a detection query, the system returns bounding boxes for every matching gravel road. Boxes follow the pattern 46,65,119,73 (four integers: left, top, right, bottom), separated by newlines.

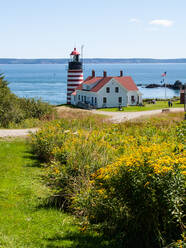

0,128,37,138
92,108,184,123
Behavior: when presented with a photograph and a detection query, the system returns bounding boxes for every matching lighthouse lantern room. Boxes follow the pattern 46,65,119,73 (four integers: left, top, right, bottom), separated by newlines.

67,48,83,104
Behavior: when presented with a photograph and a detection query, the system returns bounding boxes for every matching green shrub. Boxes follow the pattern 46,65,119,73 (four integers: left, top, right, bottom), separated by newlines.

0,74,55,127
75,142,185,248
19,98,54,120
30,120,116,208
30,112,186,247
8,118,42,129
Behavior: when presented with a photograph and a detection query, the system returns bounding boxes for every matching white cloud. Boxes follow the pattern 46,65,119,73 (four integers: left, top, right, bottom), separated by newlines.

129,18,140,24
149,19,174,27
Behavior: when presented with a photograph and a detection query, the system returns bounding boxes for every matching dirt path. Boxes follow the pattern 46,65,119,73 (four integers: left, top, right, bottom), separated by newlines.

0,128,37,138
92,108,184,123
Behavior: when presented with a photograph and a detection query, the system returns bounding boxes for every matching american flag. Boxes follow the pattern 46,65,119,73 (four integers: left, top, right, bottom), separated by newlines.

161,72,167,77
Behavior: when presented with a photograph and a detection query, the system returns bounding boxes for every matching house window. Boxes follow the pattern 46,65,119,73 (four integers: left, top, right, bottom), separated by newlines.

118,97,122,104
103,97,107,103
131,96,135,103
84,96,86,102
115,87,119,93
106,87,110,93
91,97,94,104
78,95,80,101
81,96,83,102
95,97,97,105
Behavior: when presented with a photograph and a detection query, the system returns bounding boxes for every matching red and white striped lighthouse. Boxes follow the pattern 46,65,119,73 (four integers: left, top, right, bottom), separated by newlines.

67,48,83,104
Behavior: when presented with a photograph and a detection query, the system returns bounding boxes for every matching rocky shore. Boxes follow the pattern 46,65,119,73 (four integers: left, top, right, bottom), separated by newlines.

145,80,183,89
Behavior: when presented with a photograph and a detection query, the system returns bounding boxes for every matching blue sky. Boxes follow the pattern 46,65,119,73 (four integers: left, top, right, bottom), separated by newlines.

0,0,185,58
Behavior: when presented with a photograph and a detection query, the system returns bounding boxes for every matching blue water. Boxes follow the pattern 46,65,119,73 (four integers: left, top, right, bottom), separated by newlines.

0,63,185,105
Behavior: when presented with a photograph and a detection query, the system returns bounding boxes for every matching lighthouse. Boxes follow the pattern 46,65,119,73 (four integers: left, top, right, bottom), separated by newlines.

67,48,83,104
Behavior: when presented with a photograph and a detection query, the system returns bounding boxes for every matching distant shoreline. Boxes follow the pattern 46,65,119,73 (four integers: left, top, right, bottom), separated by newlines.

0,58,186,64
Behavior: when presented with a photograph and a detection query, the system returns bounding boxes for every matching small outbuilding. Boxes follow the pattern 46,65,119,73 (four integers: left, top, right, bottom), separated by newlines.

71,70,142,108
180,89,185,104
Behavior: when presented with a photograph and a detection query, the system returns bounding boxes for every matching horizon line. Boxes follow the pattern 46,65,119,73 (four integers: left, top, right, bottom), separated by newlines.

0,57,186,60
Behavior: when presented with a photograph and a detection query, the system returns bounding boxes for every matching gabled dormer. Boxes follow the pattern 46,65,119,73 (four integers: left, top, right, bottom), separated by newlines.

82,71,103,91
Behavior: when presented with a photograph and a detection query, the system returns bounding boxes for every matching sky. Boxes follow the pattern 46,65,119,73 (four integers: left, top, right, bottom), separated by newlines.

0,0,186,59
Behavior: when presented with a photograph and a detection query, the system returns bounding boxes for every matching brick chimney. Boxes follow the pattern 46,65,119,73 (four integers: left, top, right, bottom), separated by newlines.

92,70,95,77
120,70,123,77
103,71,107,77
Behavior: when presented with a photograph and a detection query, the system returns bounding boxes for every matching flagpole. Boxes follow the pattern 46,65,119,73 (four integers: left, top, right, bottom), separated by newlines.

165,75,166,100
162,72,167,100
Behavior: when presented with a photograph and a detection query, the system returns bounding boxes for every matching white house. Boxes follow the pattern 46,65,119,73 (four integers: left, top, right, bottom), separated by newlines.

71,70,142,108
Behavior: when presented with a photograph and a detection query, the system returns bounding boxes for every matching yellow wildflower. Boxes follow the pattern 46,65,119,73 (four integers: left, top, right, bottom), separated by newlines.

144,182,150,187
181,171,186,176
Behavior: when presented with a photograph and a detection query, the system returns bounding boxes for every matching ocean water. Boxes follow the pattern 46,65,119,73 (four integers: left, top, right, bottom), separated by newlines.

0,63,185,105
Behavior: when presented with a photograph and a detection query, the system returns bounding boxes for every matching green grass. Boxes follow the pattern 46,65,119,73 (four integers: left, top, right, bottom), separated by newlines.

98,101,184,112
0,139,110,248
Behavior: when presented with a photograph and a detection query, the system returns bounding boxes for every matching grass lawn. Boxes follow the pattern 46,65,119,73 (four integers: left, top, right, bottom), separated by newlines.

0,139,110,248
98,101,184,112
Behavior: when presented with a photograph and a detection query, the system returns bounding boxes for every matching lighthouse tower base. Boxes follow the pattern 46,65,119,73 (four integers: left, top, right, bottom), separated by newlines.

67,69,83,104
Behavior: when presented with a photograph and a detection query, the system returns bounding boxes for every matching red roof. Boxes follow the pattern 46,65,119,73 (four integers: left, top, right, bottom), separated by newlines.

70,48,80,56
72,75,139,95
84,77,102,85
74,83,83,91
71,91,76,96
114,76,138,91
91,77,112,92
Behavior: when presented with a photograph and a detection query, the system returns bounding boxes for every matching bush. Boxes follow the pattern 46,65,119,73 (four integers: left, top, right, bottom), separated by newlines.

0,74,55,127
8,118,42,129
75,142,185,248
30,119,116,208
30,114,186,247
19,98,54,120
